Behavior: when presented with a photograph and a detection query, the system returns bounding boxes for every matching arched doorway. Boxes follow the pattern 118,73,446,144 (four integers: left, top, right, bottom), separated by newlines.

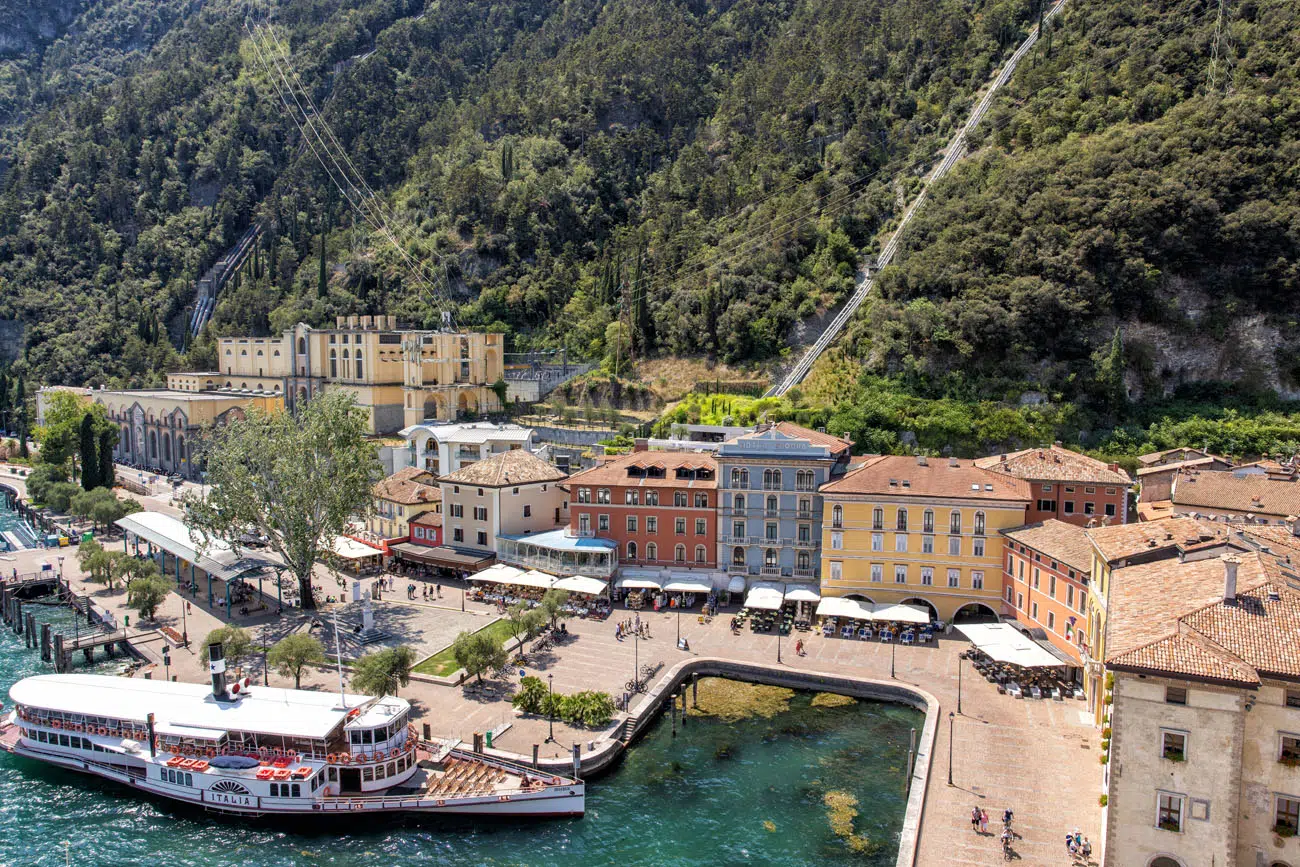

953,603,999,624
424,395,441,419
161,433,171,463
176,436,186,466
148,430,158,460
457,392,475,418
845,594,874,603
1149,857,1185,867
900,597,938,622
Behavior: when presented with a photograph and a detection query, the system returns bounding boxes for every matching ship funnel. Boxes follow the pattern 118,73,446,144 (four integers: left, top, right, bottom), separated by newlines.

208,641,231,702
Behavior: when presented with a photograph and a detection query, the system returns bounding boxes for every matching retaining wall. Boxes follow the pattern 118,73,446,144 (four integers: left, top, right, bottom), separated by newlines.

488,656,939,867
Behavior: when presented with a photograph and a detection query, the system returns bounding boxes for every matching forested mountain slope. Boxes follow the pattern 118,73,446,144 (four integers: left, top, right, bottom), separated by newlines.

841,0,1300,404
1,0,1296,415
0,0,1040,385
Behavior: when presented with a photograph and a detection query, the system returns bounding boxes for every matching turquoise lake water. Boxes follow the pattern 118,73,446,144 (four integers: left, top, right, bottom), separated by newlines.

0,607,921,866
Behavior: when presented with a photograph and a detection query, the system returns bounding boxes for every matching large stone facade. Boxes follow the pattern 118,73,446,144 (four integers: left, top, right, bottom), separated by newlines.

210,316,504,434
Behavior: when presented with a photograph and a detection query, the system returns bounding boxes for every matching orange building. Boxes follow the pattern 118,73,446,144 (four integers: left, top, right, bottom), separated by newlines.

1000,520,1093,666
976,443,1132,526
566,451,718,574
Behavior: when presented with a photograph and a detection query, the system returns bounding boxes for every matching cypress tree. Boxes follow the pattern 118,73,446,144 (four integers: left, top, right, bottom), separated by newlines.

14,379,27,458
97,429,115,489
79,413,98,491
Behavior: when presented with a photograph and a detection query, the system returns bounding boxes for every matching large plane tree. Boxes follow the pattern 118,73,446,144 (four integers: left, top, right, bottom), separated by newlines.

184,392,377,610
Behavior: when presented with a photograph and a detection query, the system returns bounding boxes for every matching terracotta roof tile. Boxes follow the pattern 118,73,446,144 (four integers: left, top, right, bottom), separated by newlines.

1137,447,1226,466
410,511,442,528
439,449,567,487
820,455,1031,502
974,444,1132,485
565,452,718,489
1172,470,1300,518
1104,550,1300,685
1107,632,1260,685
372,467,440,505
1001,520,1093,574
1085,516,1222,563
769,421,854,454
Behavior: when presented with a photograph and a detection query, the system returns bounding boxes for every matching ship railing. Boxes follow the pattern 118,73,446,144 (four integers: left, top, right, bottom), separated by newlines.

446,746,580,786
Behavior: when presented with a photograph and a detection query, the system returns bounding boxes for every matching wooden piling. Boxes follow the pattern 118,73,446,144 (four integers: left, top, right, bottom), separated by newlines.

53,634,65,673
532,743,540,769
25,612,35,649
40,623,51,662
691,673,698,707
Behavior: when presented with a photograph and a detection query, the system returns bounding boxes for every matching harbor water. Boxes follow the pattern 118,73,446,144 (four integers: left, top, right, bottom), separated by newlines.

0,613,921,866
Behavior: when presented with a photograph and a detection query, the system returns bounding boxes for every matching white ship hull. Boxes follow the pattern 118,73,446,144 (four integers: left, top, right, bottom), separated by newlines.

6,739,585,818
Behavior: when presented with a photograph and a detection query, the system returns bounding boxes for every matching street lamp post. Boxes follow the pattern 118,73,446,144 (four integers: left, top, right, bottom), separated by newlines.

546,673,555,744
776,619,783,664
263,642,270,687
180,599,189,648
890,638,896,679
633,630,639,692
947,711,955,786
957,654,963,715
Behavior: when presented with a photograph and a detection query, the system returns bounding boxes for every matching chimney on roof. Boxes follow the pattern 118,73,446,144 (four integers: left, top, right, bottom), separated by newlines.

1290,516,1300,537
949,457,959,468
1223,555,1240,602
633,438,649,452
1000,454,1007,463
1054,441,1063,448
916,455,927,466
1108,462,1119,472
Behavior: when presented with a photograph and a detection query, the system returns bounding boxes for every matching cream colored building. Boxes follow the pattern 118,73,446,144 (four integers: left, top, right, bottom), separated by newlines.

366,467,441,542
210,315,504,433
1103,546,1300,867
95,387,284,479
439,449,568,555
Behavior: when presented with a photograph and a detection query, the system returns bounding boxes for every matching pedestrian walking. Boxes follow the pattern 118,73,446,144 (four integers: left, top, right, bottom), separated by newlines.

971,806,981,832
437,584,442,598
979,809,989,834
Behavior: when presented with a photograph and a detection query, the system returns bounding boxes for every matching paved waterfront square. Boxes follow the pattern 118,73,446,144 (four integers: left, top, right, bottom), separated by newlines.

9,543,1103,866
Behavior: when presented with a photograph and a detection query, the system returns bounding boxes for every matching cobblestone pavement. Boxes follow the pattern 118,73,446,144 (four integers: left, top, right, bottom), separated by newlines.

9,542,1102,866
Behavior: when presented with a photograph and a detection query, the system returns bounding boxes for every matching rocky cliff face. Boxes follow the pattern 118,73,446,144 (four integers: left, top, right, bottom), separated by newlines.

0,0,87,57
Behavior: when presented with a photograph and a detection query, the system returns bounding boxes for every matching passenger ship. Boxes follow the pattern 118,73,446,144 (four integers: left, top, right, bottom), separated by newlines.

0,649,584,818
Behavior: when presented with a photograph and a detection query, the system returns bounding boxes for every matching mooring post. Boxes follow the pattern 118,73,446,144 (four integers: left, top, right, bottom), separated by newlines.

670,693,677,737
422,723,432,741
571,743,581,780
680,691,687,727
473,732,484,753
41,623,51,662
532,744,540,769
692,673,698,708
53,634,65,673
25,612,35,649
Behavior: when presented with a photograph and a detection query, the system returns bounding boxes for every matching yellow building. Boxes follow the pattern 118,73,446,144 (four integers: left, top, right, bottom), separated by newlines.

366,467,441,542
819,455,1030,622
1082,516,1222,725
94,387,284,480
210,315,505,433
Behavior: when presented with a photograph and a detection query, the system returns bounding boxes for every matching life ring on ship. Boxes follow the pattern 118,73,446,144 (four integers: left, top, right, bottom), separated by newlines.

51,720,61,729
98,727,107,736
153,738,161,750
327,754,337,764
207,749,215,758
390,748,400,759
359,753,370,764
340,753,352,765
287,750,297,759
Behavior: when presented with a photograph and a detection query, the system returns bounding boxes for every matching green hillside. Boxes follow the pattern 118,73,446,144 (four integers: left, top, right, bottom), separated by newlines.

0,0,1297,424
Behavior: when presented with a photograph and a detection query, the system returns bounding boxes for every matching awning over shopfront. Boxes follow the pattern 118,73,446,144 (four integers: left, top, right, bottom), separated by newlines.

813,598,931,623
389,543,494,570
816,597,871,619
615,574,662,590
663,575,712,594
329,536,383,561
472,563,526,585
783,584,821,603
727,575,746,594
871,603,930,624
956,622,1064,668
744,582,785,610
514,570,557,590
553,575,609,596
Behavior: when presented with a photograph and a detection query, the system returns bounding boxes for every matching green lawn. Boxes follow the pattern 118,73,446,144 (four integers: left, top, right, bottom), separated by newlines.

412,617,512,677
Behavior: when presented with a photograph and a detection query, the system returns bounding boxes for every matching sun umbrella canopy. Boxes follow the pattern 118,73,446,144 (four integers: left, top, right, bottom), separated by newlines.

744,582,785,610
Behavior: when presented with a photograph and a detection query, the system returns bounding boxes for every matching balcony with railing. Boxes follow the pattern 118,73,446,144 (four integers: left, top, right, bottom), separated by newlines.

793,567,816,579
759,565,783,577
